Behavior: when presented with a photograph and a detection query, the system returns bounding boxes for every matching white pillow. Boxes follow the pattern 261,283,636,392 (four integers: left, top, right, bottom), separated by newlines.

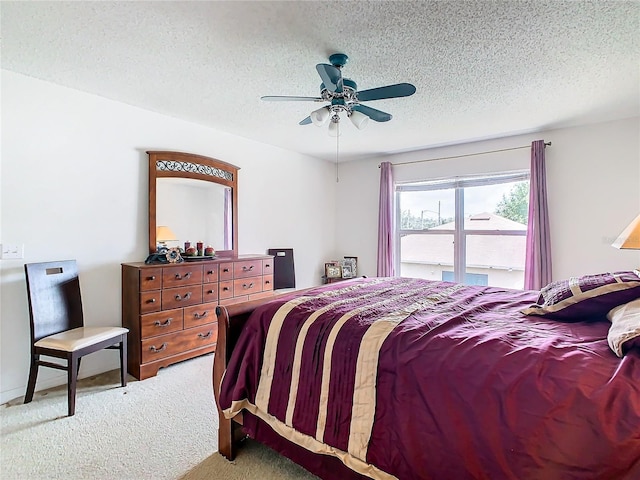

607,298,640,357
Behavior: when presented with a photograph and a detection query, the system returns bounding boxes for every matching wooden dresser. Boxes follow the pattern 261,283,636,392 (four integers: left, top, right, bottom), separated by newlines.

122,254,273,380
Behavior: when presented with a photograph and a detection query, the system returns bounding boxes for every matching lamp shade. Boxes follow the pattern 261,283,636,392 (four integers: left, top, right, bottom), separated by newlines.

612,214,640,249
349,110,369,130
156,225,177,242
310,107,330,126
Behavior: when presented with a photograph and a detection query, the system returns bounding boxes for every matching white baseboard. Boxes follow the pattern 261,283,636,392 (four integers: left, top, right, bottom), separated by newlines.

1,364,121,405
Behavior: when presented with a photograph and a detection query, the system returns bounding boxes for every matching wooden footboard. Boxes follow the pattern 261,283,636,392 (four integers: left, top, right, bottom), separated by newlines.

213,287,318,459
213,297,278,459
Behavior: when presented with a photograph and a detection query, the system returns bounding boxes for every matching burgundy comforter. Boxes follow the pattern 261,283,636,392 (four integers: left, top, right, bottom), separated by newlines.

219,277,640,479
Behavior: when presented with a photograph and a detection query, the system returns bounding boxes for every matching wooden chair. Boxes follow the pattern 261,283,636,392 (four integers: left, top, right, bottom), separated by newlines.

24,260,128,416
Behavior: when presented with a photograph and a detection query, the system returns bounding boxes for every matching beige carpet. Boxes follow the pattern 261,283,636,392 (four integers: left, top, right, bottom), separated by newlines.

181,438,318,480
1,354,318,480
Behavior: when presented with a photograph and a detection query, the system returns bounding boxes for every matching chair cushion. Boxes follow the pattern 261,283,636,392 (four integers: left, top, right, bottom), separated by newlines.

35,327,128,352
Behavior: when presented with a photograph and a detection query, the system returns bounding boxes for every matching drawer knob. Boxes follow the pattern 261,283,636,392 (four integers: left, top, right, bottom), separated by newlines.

149,343,168,353
154,318,172,327
194,311,209,320
265,264,271,268
175,272,192,280
223,268,230,273
207,270,214,275
148,275,156,281
265,280,271,284
198,331,212,339
175,292,192,301
243,265,255,272
147,298,157,304
223,287,230,291
242,282,254,289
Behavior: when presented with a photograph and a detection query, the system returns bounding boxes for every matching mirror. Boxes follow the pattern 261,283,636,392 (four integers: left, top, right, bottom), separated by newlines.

148,151,239,256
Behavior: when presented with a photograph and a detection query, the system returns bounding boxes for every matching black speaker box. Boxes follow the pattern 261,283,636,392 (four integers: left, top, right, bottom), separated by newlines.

267,248,295,289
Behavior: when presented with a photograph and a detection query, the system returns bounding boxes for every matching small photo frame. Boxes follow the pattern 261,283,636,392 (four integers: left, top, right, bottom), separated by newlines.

341,265,353,279
343,256,357,277
325,263,342,279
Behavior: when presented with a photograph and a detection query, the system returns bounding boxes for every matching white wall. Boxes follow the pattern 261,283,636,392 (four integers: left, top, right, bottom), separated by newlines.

0,70,337,403
335,117,640,280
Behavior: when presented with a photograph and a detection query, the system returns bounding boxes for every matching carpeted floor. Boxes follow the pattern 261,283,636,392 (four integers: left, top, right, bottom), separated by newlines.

0,354,318,480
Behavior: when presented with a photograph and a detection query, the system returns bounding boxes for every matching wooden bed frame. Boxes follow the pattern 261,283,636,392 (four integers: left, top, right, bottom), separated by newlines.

213,281,364,460
213,290,313,459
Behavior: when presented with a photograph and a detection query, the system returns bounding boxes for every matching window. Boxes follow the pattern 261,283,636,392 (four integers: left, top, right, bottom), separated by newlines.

396,171,529,289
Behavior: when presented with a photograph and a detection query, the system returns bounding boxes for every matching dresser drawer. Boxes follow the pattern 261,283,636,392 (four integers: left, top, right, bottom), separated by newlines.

184,301,217,329
203,282,218,303
162,285,203,310
140,308,184,338
262,274,274,291
141,324,217,363
234,260,263,279
162,265,203,288
263,259,274,275
204,265,219,283
233,277,262,296
219,263,234,281
219,280,234,300
140,291,162,314
140,268,163,291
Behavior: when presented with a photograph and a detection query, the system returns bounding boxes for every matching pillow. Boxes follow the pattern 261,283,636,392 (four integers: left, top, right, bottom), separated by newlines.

607,298,640,357
521,270,640,321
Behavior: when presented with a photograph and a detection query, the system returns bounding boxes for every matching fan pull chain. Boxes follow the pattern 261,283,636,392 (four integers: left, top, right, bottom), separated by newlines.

335,121,340,182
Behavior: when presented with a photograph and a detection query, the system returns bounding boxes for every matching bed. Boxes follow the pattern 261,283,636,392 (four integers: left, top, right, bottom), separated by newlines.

212,275,640,479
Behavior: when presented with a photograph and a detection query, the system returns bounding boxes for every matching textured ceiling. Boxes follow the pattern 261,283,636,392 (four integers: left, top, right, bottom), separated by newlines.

2,1,638,162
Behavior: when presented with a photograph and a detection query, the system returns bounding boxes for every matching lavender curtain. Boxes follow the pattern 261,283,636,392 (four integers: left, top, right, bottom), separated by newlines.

377,162,395,277
524,140,552,290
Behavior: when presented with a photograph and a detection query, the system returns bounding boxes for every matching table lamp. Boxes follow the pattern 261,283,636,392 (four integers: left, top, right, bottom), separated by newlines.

156,225,178,250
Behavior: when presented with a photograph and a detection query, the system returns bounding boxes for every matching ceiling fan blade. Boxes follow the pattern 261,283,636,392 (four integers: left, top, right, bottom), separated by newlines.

316,64,343,93
356,83,416,102
261,95,324,102
299,116,312,125
352,104,393,122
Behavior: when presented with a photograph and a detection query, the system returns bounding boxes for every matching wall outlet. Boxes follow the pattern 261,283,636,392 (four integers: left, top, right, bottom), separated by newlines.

1,244,24,259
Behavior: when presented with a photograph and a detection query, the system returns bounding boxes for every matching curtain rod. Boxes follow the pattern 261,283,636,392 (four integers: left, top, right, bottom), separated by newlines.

378,141,551,168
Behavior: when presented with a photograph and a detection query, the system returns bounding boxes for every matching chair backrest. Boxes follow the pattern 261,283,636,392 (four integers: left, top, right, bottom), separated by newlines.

24,260,84,343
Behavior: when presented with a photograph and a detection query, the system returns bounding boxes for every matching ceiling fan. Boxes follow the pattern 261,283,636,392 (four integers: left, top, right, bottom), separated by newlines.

261,53,416,136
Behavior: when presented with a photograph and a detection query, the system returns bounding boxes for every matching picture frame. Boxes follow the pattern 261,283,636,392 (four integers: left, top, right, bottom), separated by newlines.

341,264,353,279
325,263,342,279
343,256,357,277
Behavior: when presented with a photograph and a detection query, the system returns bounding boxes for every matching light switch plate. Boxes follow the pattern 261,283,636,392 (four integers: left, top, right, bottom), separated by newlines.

1,244,24,259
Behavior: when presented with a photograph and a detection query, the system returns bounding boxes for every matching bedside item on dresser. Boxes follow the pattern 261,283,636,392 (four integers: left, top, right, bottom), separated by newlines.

341,264,353,279
24,260,128,416
144,247,183,265
325,262,342,279
156,225,178,250
343,256,357,276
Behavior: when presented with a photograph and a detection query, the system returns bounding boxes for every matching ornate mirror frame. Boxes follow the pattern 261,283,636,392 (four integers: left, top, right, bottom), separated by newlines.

148,151,239,256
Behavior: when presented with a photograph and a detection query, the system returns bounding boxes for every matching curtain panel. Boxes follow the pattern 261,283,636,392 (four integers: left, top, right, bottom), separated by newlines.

524,140,552,290
377,162,395,276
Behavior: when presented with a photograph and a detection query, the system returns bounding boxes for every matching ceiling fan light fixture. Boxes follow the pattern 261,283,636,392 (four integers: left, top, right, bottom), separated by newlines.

310,107,330,126
349,110,369,130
